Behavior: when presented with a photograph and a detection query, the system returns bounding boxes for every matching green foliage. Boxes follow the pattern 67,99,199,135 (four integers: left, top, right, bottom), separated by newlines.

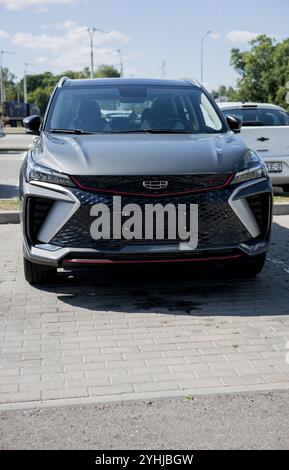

230,34,289,109
26,65,120,114
1,67,18,101
95,65,120,78
2,64,120,116
27,86,54,116
211,85,238,101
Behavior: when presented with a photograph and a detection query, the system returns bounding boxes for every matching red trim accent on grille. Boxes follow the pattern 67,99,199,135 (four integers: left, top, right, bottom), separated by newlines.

70,174,235,197
63,253,242,265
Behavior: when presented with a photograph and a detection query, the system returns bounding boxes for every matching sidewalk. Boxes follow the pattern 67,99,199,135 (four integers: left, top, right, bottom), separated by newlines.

0,219,289,409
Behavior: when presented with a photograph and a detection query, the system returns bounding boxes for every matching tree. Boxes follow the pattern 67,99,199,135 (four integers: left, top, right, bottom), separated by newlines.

230,34,289,109
211,85,237,101
27,86,54,116
24,65,120,115
1,67,17,101
95,65,120,78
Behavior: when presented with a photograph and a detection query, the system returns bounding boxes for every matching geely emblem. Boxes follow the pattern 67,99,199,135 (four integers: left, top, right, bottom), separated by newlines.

143,181,168,190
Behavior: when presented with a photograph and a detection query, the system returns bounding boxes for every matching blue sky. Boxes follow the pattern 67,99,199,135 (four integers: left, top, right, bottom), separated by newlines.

0,0,288,90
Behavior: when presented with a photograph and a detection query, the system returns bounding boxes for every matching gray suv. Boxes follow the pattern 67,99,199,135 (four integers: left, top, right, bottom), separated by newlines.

20,78,272,283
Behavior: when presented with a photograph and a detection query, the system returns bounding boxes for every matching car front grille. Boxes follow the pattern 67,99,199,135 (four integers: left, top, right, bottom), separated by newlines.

71,174,233,196
50,188,252,251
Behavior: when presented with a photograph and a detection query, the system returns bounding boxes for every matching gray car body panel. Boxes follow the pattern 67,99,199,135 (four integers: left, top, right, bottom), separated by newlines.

31,132,247,176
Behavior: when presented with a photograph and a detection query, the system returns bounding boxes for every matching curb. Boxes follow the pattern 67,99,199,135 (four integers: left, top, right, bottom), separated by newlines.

0,147,31,152
0,211,20,224
0,382,289,411
273,204,289,216
0,204,289,225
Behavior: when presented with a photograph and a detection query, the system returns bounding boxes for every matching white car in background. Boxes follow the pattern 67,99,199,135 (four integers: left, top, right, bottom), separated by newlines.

218,102,289,192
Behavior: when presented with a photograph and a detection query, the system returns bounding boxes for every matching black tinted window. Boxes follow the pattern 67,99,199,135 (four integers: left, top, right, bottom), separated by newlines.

222,108,289,126
46,85,226,134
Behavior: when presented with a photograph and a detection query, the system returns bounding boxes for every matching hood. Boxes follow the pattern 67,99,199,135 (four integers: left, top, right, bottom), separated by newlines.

32,132,248,176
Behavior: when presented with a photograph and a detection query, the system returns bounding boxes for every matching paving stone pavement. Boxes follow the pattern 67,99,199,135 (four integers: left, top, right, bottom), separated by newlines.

0,217,289,408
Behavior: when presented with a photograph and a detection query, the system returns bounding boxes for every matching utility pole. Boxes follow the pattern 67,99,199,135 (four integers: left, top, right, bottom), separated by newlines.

88,29,95,79
201,30,211,84
15,77,20,103
161,60,166,78
74,27,109,78
0,50,15,103
117,49,124,77
24,62,36,103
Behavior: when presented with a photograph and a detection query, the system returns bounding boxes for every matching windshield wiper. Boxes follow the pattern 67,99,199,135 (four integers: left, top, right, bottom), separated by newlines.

146,129,192,134
50,128,97,135
50,128,193,135
108,129,192,134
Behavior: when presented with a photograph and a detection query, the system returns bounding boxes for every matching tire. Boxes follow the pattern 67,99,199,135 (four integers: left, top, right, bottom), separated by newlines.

23,257,57,284
282,185,289,193
224,253,266,278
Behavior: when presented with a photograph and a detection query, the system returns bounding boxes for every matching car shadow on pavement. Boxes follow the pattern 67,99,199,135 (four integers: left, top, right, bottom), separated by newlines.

32,221,289,317
33,268,287,318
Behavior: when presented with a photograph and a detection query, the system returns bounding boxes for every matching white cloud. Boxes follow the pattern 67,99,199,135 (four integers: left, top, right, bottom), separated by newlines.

0,0,78,11
11,30,129,52
10,21,130,71
54,20,78,30
41,20,79,30
226,30,259,44
0,29,10,38
33,6,49,13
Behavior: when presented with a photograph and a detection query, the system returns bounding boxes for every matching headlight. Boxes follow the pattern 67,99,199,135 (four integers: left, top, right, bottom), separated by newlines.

25,154,75,187
230,151,268,185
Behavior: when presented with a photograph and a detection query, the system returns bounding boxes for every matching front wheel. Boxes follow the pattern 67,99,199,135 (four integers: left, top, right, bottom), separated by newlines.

23,257,57,284
224,253,266,278
282,185,289,193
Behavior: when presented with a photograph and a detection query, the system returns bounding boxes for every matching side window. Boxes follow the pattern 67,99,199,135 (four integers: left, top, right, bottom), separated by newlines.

223,109,243,122
200,94,222,131
223,108,289,127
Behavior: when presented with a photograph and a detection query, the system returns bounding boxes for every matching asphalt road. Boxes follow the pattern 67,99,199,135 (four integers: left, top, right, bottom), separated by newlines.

0,133,33,151
0,151,24,198
0,133,32,198
1,390,289,449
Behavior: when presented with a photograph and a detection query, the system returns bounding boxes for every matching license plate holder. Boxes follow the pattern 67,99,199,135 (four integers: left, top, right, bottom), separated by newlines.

266,162,282,173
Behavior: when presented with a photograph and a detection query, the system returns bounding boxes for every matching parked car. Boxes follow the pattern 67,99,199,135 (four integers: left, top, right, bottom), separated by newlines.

218,102,289,192
20,78,272,284
2,101,40,127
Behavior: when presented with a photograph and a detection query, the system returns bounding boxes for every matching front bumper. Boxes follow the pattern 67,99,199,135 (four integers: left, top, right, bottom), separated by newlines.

21,177,273,267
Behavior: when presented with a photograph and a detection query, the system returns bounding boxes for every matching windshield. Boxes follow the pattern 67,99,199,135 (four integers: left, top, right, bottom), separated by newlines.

45,85,226,134
222,107,289,127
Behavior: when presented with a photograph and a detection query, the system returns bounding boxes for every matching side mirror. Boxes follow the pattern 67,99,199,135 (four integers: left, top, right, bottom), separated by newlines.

226,114,242,133
23,115,41,135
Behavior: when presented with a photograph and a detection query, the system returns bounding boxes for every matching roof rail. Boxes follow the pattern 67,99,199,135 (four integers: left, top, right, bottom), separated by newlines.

178,77,200,87
57,76,69,88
